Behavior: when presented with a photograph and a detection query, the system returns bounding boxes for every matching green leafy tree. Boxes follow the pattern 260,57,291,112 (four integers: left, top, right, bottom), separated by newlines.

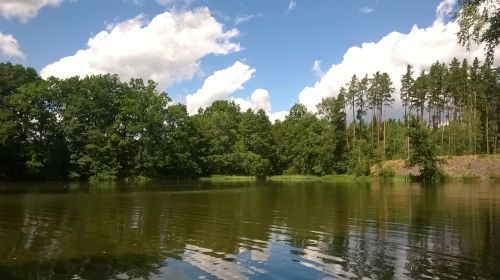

7,79,68,178
405,117,445,182
164,104,202,178
194,101,242,175
238,109,278,176
455,0,500,62
316,94,348,174
277,104,323,175
0,63,39,179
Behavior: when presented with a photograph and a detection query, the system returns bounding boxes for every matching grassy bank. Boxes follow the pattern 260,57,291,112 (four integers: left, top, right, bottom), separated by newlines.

199,175,257,182
200,174,411,183
268,175,371,182
372,154,500,182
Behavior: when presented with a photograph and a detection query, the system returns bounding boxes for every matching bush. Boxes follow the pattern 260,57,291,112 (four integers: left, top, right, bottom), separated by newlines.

378,166,396,177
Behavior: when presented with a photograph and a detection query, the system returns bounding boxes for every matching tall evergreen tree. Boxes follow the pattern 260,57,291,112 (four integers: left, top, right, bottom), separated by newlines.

401,65,415,158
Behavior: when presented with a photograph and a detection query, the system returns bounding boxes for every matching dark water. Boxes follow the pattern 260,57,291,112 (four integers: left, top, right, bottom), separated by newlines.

0,181,499,280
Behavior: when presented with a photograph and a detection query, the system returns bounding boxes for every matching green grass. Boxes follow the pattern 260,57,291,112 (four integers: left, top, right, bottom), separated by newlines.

267,175,322,181
124,175,151,183
269,174,377,182
201,174,413,183
321,174,372,182
199,175,257,182
388,175,410,182
460,175,481,183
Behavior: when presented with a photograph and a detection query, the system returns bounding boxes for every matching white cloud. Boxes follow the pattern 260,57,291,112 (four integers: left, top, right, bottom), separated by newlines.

359,7,374,14
186,63,285,122
298,0,499,118
0,32,25,60
233,88,272,113
234,14,254,26
233,89,288,123
41,8,240,90
288,1,296,12
0,0,64,23
435,0,456,23
155,0,192,8
268,111,288,123
312,60,323,79
186,61,255,115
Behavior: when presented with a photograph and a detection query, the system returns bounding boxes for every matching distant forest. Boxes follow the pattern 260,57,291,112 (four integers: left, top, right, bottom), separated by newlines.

0,58,498,181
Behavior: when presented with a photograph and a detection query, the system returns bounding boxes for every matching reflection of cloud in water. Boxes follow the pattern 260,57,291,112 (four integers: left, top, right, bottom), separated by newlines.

249,244,271,262
238,236,272,262
297,244,356,278
181,244,264,279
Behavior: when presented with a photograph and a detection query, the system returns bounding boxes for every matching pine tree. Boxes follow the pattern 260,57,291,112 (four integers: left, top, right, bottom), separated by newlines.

400,65,414,158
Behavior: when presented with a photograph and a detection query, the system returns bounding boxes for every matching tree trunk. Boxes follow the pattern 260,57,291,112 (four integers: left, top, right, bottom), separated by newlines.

474,91,477,154
383,114,386,161
344,108,349,148
446,106,452,155
352,105,356,141
440,110,444,150
486,109,489,154
405,105,409,159
377,106,382,149
371,110,375,145
420,104,425,122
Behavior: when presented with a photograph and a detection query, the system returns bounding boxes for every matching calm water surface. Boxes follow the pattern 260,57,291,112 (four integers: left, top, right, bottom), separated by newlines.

0,181,498,279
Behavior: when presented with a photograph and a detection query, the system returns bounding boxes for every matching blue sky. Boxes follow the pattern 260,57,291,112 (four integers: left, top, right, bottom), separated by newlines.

0,0,494,119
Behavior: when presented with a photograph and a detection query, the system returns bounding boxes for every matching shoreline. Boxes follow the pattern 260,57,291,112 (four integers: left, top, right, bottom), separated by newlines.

371,155,500,182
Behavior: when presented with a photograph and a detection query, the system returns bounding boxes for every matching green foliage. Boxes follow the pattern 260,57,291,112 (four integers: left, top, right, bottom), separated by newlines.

460,175,480,183
0,63,40,179
378,165,396,178
164,104,202,178
200,175,256,182
276,104,324,175
455,0,500,62
405,117,445,183
348,138,372,176
0,57,498,182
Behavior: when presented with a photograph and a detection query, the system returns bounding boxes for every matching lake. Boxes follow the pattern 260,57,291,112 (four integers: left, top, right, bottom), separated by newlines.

0,180,498,279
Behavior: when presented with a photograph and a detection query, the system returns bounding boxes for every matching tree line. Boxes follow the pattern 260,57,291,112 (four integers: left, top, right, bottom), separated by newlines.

0,58,498,181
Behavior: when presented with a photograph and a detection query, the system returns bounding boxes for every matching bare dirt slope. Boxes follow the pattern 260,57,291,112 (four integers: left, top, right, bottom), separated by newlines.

371,155,500,178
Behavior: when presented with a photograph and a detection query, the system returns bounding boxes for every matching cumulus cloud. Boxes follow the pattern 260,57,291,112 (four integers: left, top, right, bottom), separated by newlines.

0,0,64,23
0,32,25,60
359,7,374,14
435,0,456,23
268,111,288,122
186,62,286,122
41,8,240,90
233,89,289,122
233,89,272,113
186,61,255,115
298,0,499,117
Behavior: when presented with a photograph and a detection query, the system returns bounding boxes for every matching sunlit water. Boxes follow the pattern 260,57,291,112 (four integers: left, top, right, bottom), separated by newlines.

0,181,498,279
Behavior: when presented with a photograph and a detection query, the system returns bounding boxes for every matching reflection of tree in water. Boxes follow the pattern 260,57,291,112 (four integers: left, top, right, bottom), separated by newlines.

0,254,163,280
405,185,500,279
0,182,499,279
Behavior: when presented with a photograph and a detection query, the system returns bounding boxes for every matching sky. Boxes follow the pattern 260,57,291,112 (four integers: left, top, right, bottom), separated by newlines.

0,0,498,121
